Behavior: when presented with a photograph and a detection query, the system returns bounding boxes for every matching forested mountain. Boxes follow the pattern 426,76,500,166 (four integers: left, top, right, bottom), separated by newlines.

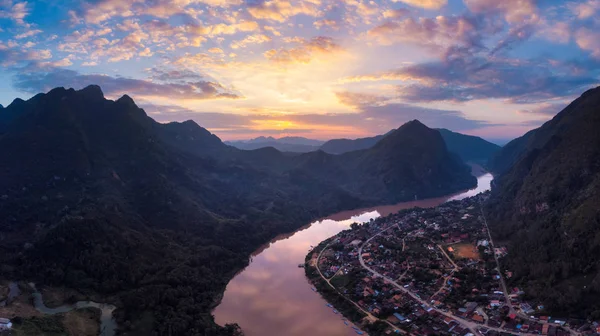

229,128,500,167
319,133,386,154
486,86,600,319
487,130,536,174
0,86,476,336
437,129,500,165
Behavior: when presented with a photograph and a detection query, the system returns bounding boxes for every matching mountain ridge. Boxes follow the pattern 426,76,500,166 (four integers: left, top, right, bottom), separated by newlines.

486,86,600,319
228,128,500,166
0,85,478,336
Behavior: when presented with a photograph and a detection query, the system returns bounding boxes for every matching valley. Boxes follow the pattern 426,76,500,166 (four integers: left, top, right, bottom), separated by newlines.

214,168,492,336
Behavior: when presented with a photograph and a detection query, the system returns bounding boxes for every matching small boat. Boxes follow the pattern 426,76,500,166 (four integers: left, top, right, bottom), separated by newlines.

298,264,305,268
355,331,364,335
352,326,360,330
326,303,333,308
333,309,339,314
343,321,349,325
311,287,317,291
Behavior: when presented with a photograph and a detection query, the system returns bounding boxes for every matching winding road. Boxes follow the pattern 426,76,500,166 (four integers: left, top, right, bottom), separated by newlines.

315,240,404,334
356,207,576,336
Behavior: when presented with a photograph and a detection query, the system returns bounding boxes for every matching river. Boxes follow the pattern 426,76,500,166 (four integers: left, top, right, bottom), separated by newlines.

0,282,117,336
31,285,117,336
213,166,493,336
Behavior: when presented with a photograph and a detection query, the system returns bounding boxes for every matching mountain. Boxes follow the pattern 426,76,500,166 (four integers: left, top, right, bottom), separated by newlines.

320,134,386,154
332,121,477,202
226,136,324,152
226,140,320,152
436,128,501,165
486,130,536,175
0,86,476,335
277,136,324,146
319,129,500,164
485,86,600,319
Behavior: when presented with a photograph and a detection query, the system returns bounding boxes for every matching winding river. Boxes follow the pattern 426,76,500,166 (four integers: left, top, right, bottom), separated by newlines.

1,282,116,336
214,166,493,336
31,287,117,336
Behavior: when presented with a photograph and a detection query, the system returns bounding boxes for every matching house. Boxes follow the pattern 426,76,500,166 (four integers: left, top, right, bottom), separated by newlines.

471,314,484,323
490,300,501,307
393,313,407,322
542,324,549,335
0,318,12,331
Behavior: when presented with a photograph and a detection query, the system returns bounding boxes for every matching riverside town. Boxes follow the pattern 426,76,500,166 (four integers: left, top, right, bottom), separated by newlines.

305,192,597,336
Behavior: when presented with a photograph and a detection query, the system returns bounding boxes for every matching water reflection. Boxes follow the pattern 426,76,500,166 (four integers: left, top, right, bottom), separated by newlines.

214,169,493,336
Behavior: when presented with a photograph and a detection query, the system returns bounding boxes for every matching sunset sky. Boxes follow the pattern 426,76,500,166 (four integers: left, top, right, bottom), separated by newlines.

1,0,599,142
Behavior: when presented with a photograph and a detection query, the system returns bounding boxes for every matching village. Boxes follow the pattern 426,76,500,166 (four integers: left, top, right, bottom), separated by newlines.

307,192,598,336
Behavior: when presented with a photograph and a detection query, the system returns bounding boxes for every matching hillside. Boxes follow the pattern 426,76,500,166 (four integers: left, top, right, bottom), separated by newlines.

0,86,477,335
319,134,386,154
487,130,535,174
437,129,500,165
486,86,600,319
330,121,477,203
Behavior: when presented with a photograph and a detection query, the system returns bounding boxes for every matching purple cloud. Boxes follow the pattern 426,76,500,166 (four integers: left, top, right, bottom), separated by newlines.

11,67,242,100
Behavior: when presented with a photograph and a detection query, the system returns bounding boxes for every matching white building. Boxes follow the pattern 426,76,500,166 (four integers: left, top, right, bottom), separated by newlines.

0,318,12,330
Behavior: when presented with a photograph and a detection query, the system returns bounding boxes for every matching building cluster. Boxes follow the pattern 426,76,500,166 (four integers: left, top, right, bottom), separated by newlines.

313,193,587,336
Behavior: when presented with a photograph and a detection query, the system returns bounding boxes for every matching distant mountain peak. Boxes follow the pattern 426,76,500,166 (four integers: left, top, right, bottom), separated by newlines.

78,85,105,101
116,94,136,107
581,85,600,98
399,119,427,130
7,98,26,109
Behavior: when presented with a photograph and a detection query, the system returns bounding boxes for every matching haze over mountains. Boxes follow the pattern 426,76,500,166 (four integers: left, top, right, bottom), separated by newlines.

227,128,501,164
225,137,323,152
0,86,477,335
487,86,600,320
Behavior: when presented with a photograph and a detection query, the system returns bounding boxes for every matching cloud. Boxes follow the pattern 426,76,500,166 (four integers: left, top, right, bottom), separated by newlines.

569,0,600,19
143,103,253,129
0,46,52,66
463,0,538,23
367,14,490,55
518,101,567,116
398,58,597,103
344,55,598,104
575,27,600,59
14,29,42,39
0,1,30,25
392,0,447,10
143,99,491,139
354,103,491,131
490,23,536,55
382,8,411,19
246,0,321,22
204,21,260,36
536,20,571,44
230,34,272,49
263,36,342,64
10,68,243,100
335,91,389,107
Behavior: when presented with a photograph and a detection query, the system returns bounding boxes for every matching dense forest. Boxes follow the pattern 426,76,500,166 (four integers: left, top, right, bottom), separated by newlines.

486,86,600,320
0,86,476,335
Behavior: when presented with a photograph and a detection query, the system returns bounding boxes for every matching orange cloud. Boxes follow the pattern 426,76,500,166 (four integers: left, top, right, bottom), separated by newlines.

264,36,342,64
392,0,447,10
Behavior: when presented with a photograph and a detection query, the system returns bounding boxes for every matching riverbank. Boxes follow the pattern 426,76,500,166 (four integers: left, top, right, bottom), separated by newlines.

0,281,116,336
305,191,578,336
304,238,393,336
214,168,494,335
